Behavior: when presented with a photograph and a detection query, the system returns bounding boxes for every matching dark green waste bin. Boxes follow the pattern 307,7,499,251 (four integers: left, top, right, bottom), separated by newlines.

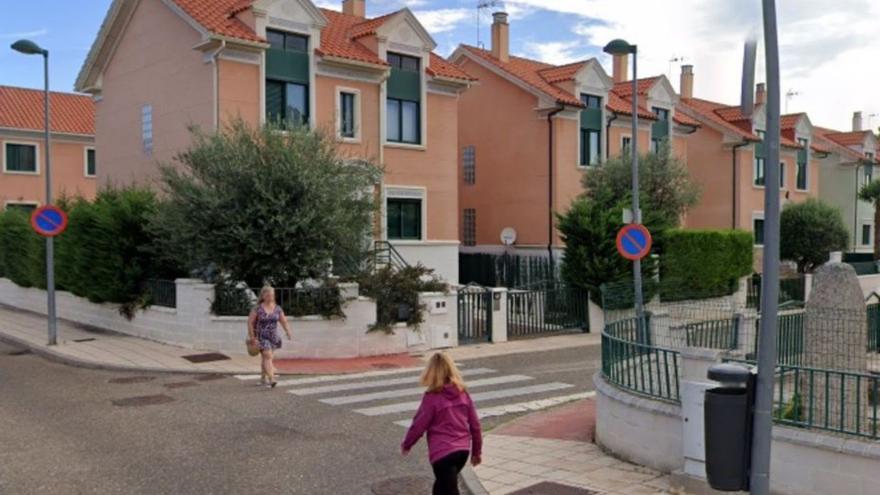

704,363,754,492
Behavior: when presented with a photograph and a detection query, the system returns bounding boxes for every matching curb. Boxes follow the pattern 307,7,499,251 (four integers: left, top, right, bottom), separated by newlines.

460,465,489,495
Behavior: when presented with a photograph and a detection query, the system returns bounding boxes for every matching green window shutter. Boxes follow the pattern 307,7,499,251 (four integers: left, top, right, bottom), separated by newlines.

387,68,421,102
266,81,284,122
651,120,669,140
266,49,310,84
580,108,602,130
797,147,807,165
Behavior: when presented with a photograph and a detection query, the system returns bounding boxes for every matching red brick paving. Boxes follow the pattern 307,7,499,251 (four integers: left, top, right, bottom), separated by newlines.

492,398,596,442
274,353,422,374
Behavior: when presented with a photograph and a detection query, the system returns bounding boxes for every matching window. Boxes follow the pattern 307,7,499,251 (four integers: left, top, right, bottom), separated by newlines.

5,202,37,214
754,157,765,186
863,224,872,246
621,136,632,155
85,148,96,177
651,107,670,153
340,92,356,138
4,143,37,173
580,129,601,166
267,30,308,52
142,105,153,156
796,138,808,190
387,198,422,240
779,162,785,189
753,218,765,246
463,208,476,246
267,81,309,126
388,53,420,72
463,145,476,185
581,94,602,109
865,164,874,187
387,98,420,144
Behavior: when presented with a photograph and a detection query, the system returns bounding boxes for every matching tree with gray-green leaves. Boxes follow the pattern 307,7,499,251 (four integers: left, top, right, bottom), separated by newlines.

780,198,849,273
858,179,880,260
149,120,382,287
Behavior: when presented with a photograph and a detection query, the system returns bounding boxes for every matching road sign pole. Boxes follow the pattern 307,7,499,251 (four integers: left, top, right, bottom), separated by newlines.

42,51,57,346
751,0,781,492
630,47,644,320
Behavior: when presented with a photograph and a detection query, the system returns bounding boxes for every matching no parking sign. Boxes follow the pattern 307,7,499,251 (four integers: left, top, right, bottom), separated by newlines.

616,224,652,261
30,205,68,238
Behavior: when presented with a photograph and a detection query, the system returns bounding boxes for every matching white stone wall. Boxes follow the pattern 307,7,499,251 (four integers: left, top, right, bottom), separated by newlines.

0,278,458,358
390,241,459,285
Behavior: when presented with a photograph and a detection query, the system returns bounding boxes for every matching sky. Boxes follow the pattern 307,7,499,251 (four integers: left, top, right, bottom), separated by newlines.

1,0,878,132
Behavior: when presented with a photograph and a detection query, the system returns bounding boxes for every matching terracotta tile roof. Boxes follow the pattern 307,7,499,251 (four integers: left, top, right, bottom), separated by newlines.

537,61,588,83
0,86,94,135
613,77,661,98
606,91,657,120
823,130,871,147
679,97,759,142
427,53,476,81
171,0,263,43
317,8,387,66
672,110,700,128
348,11,397,39
814,126,868,162
781,113,804,130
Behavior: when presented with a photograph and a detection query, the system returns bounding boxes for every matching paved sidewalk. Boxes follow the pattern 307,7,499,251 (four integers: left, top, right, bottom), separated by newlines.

473,398,670,494
443,333,600,362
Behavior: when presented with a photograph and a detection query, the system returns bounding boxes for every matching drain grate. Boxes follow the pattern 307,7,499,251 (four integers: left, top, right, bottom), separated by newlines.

370,476,434,495
195,374,226,382
508,482,600,495
108,376,157,385
164,381,199,389
371,363,401,370
72,338,96,343
182,352,230,363
112,394,175,407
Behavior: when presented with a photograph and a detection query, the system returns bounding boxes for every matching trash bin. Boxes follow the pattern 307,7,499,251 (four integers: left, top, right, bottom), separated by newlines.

704,363,755,492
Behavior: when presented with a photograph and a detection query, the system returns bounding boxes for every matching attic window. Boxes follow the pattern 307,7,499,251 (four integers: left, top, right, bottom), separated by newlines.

388,53,420,72
267,30,308,52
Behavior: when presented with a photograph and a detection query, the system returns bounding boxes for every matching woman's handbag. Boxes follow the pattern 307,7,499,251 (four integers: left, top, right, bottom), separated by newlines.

246,336,260,356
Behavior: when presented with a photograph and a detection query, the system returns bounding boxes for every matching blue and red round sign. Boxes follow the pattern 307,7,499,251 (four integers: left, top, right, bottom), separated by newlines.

30,205,68,238
616,224,652,261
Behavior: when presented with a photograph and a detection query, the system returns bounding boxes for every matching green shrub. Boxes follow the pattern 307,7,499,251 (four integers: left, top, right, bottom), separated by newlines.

660,229,754,299
0,209,41,287
780,198,849,273
358,264,447,333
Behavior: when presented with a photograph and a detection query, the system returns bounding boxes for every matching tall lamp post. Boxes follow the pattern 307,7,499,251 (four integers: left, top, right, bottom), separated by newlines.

11,39,57,346
603,39,643,319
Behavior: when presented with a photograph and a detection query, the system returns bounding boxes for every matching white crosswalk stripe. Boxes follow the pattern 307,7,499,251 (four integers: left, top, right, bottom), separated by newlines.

236,364,590,426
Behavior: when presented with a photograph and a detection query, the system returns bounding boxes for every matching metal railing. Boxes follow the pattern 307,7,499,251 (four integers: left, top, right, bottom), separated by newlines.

144,279,176,308
602,317,680,402
746,274,805,309
373,241,409,271
459,253,557,288
868,303,880,352
213,285,342,318
507,286,588,339
682,317,739,350
752,312,805,366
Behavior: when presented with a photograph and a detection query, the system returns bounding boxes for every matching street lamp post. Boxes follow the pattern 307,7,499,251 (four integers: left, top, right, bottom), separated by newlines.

604,39,643,319
11,39,57,346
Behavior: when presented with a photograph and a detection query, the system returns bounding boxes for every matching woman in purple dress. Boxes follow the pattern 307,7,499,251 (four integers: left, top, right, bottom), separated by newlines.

247,286,291,388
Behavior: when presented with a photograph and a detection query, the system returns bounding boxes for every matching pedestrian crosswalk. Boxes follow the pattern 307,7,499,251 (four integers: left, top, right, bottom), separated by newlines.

234,364,594,427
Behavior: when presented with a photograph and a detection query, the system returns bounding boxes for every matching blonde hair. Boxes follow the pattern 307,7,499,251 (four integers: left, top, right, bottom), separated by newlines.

259,285,275,304
420,352,467,393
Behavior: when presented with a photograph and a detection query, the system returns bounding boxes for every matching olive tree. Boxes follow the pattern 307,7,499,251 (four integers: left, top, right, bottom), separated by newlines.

149,120,381,287
780,198,849,273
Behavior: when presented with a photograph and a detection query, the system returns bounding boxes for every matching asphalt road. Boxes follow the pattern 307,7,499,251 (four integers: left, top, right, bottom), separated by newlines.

0,340,600,495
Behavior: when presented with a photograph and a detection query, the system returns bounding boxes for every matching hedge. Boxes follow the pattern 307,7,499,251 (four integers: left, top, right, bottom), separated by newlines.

660,229,754,299
0,209,42,288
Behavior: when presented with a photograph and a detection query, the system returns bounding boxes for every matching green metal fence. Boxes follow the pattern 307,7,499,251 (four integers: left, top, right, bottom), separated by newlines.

868,303,880,352
144,279,176,308
752,312,805,366
459,253,556,288
746,274,806,309
602,317,680,402
507,286,588,338
683,317,739,350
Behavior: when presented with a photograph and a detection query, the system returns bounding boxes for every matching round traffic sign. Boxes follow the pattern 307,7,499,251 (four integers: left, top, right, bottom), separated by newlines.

616,224,652,261
30,205,68,238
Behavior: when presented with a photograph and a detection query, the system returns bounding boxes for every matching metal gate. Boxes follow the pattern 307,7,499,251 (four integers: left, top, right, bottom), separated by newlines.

457,286,493,344
507,285,588,339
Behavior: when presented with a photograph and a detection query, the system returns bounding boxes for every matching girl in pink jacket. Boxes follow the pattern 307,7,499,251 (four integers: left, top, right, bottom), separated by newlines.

401,352,483,495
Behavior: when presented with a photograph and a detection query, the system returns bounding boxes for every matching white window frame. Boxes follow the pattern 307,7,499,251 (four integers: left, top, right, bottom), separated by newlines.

620,135,632,156
862,223,873,247
2,140,40,175
83,146,97,178
4,200,40,211
752,212,765,247
753,157,766,189
577,92,603,169
381,50,428,151
383,185,427,243
335,87,361,143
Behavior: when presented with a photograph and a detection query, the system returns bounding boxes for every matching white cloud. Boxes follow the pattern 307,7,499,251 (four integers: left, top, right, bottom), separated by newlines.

0,29,48,40
414,8,471,34
524,40,587,65
505,0,880,130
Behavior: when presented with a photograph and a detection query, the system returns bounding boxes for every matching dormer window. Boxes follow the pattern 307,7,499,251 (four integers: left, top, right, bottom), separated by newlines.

266,29,310,126
651,107,670,153
386,52,422,145
579,94,602,166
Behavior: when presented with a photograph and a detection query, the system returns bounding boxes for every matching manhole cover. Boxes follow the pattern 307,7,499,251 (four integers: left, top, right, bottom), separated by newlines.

164,381,199,389
108,376,156,385
371,476,433,495
195,374,226,382
73,338,96,343
112,394,175,407
509,482,600,495
182,352,230,363
371,363,401,370
8,349,31,356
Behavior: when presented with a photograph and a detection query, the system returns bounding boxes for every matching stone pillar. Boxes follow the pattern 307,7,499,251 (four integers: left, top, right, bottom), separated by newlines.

802,262,867,432
588,298,605,335
490,288,508,343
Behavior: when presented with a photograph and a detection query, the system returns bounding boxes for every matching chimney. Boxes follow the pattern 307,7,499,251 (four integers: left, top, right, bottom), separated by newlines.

755,83,766,105
491,12,509,62
853,111,864,132
612,54,628,83
342,0,365,18
680,64,694,99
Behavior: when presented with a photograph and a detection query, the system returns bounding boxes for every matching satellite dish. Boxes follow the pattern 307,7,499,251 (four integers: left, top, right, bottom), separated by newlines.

500,227,517,246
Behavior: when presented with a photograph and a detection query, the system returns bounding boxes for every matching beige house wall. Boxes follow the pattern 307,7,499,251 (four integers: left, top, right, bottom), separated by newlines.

1,133,97,207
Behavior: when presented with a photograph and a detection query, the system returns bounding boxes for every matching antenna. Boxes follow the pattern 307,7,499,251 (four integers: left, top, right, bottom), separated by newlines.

668,56,685,80
784,89,799,113
476,0,503,49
